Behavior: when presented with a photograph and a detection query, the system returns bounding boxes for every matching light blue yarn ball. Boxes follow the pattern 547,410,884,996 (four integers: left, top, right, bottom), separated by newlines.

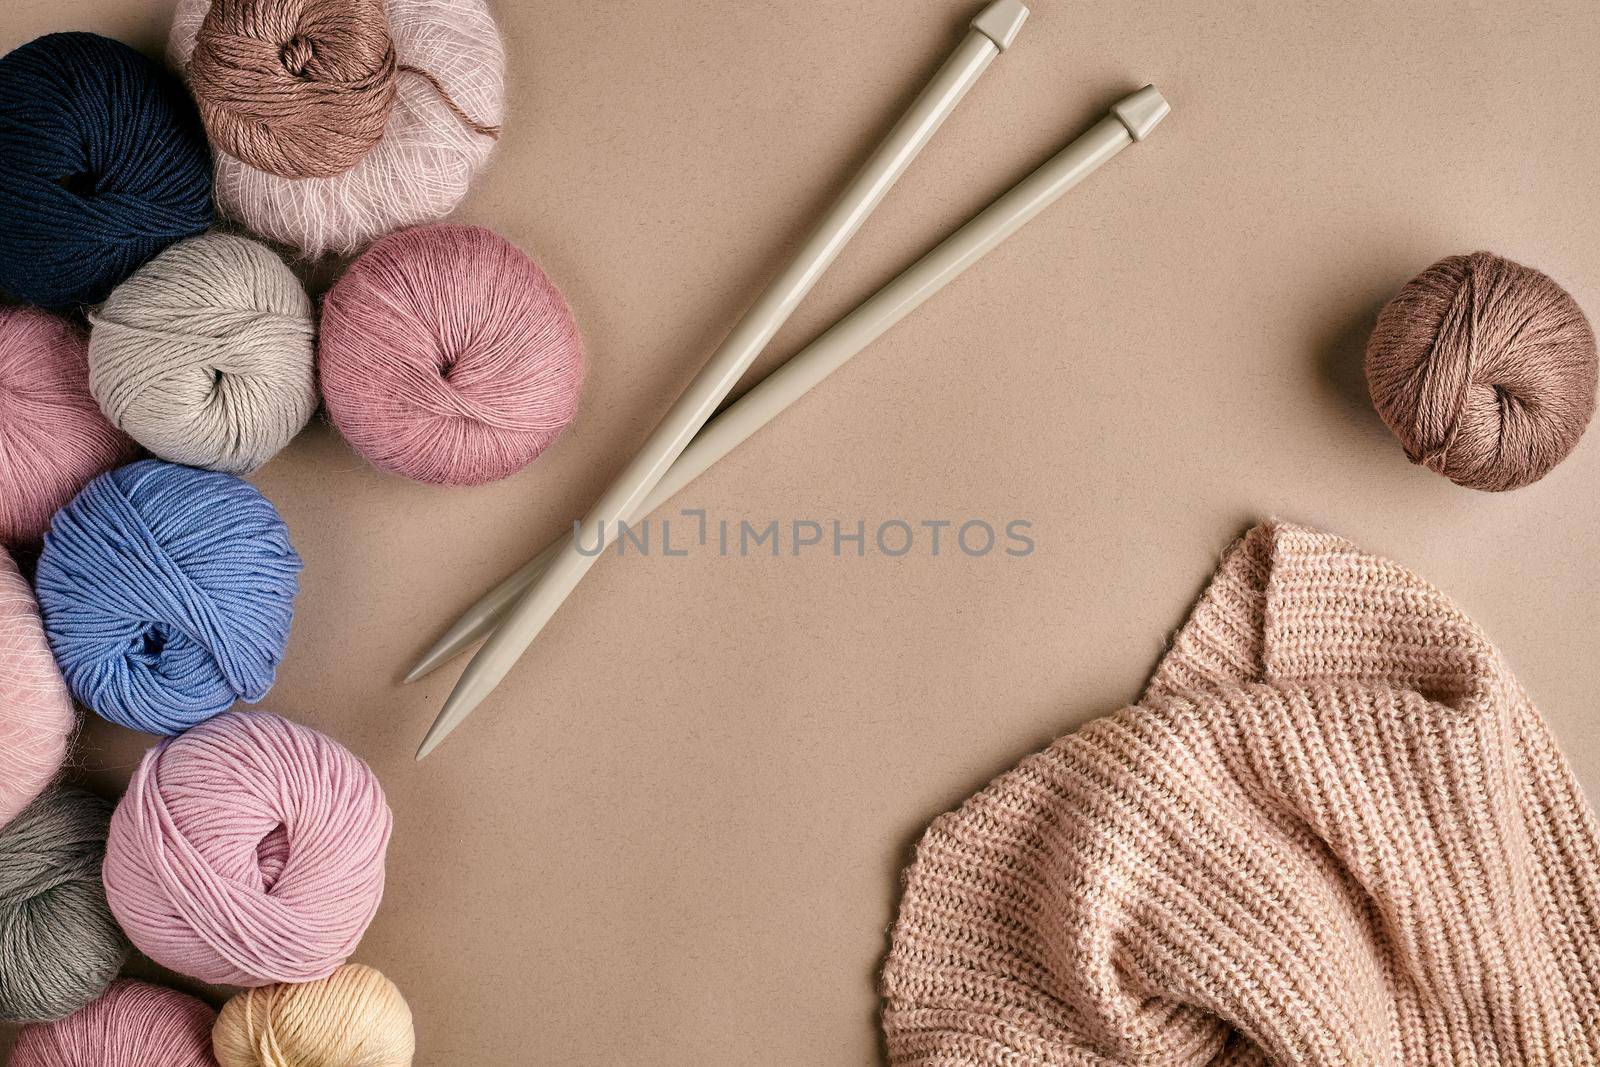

35,459,301,735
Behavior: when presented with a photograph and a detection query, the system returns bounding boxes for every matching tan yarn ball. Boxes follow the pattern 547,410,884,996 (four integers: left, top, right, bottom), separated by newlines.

212,964,414,1067
1365,251,1598,492
186,0,401,179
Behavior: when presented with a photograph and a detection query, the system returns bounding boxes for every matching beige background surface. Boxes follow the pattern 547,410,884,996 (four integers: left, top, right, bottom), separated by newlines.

6,0,1600,1063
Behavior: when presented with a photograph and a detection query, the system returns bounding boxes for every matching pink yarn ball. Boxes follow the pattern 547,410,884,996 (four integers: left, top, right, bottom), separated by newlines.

10,980,217,1067
0,308,134,546
0,546,74,831
102,711,392,987
319,224,584,486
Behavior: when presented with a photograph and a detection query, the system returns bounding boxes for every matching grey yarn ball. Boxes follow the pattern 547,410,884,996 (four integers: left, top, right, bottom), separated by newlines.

0,786,129,1023
89,232,317,474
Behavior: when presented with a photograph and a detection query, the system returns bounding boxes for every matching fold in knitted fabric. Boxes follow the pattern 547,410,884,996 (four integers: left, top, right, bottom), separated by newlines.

882,521,1600,1065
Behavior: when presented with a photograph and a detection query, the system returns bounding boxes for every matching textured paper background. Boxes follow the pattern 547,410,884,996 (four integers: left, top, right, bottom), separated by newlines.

5,0,1600,1062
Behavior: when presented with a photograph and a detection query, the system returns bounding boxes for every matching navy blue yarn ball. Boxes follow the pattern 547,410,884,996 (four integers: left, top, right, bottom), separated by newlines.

0,33,213,309
35,459,302,736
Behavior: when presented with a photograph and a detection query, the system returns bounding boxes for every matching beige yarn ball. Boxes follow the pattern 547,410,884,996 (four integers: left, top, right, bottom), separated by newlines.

212,964,415,1067
89,233,317,474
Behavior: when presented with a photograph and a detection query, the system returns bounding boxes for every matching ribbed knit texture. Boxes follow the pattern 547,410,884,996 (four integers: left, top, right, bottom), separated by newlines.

882,521,1600,1065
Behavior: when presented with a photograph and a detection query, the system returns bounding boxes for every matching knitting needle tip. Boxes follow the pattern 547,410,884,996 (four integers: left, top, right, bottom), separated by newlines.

402,657,437,685
415,723,446,762
415,701,464,761
414,731,439,762
415,662,504,760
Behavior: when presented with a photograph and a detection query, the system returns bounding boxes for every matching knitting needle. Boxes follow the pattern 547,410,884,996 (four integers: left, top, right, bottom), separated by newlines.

415,1,1030,760
407,84,1170,689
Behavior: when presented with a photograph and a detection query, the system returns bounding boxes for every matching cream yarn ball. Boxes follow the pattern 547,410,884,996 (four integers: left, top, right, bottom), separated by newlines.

212,964,415,1067
168,0,507,257
89,233,316,474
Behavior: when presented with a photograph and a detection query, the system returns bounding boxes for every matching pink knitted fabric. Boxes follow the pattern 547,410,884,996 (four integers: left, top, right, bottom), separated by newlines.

101,711,392,987
0,546,74,831
883,521,1600,1065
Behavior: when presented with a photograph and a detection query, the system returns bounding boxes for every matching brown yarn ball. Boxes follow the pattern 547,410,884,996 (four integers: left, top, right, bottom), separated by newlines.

1365,251,1598,492
186,0,399,179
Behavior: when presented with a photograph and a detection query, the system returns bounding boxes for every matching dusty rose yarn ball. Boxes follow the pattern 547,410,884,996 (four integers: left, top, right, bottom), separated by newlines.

1365,251,1598,492
102,710,392,987
0,308,134,545
319,223,585,486
9,980,217,1067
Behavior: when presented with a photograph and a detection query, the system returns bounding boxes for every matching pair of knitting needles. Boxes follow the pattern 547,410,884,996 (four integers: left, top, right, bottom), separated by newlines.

412,0,1169,759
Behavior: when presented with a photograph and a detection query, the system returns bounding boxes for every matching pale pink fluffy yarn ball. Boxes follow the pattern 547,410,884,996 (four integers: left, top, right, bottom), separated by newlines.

0,308,134,547
0,547,74,832
168,0,506,256
319,224,585,485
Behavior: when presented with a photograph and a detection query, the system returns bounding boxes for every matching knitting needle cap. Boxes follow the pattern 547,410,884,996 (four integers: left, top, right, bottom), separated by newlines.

1111,85,1169,141
971,0,1029,51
